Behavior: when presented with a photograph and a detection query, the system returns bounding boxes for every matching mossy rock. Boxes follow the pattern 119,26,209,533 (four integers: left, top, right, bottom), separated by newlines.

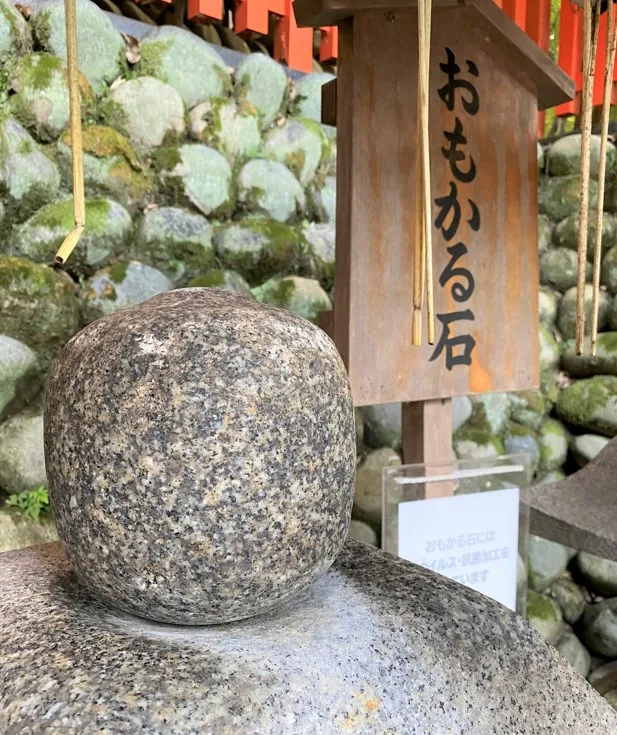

0,117,60,221
580,598,617,658
538,213,552,255
160,144,234,218
186,269,253,298
263,118,329,186
189,97,260,161
237,159,304,223
0,410,46,494
540,247,591,293
347,519,378,547
132,206,214,285
553,212,617,261
539,175,598,223
30,0,124,94
0,335,41,422
536,469,566,484
81,261,173,324
108,77,185,152
528,535,569,593
539,325,560,373
548,134,616,179
234,53,288,129
503,420,539,471
252,275,331,323
361,403,401,450
468,393,510,435
308,175,335,223
0,506,57,554
10,198,132,275
453,426,505,460
0,256,80,368
526,590,564,645
539,287,558,327
353,447,401,524
213,218,309,285
538,418,568,473
0,0,32,61
550,578,585,625
57,125,152,209
138,25,231,109
509,390,546,430
562,333,617,377
601,245,617,295
290,72,335,122
556,631,591,678
302,221,335,290
577,551,617,597
571,433,610,467
557,375,617,437
609,294,617,331
8,53,93,142
557,284,610,340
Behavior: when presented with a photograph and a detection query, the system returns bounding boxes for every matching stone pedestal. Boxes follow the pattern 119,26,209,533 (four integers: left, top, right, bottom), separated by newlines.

1,540,615,733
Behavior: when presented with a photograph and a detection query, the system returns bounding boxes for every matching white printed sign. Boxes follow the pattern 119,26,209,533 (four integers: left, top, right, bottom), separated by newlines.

397,488,520,610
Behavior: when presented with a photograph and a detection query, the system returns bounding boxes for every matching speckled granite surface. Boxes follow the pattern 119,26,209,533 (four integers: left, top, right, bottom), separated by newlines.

1,541,616,734
44,289,355,624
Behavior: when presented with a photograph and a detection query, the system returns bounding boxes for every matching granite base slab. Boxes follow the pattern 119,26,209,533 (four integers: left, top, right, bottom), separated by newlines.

1,540,615,734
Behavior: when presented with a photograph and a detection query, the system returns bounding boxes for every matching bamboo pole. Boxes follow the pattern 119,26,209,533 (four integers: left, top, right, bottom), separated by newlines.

591,0,617,355
576,0,601,354
412,0,433,346
54,0,85,265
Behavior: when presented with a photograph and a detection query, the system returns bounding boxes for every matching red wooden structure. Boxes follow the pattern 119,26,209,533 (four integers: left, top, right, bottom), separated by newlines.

168,0,615,113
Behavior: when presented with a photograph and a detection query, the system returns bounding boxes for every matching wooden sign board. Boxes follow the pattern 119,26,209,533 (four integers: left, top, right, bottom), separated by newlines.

295,0,573,407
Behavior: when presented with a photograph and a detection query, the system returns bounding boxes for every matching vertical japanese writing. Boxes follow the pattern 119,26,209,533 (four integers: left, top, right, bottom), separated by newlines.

430,48,480,370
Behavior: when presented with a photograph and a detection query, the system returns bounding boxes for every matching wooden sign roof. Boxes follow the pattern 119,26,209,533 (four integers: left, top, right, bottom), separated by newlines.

294,0,574,110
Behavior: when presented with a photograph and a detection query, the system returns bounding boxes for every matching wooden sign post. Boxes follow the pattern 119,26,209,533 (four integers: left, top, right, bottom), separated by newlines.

295,0,574,480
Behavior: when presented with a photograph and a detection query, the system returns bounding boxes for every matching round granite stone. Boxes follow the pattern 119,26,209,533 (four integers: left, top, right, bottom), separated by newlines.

44,289,355,625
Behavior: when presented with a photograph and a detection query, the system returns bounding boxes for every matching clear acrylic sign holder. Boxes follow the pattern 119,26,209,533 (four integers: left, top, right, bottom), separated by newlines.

382,455,531,615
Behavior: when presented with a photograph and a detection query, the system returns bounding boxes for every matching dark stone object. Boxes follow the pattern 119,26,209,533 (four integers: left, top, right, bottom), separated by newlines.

1,541,615,733
529,435,617,562
44,289,355,624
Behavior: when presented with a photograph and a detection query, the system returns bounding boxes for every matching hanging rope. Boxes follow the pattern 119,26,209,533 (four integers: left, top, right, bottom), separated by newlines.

591,0,617,354
54,0,85,265
412,0,434,346
576,0,601,354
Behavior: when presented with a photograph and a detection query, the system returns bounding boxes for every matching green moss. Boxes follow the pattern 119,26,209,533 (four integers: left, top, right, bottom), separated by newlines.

30,198,111,234
512,389,545,414
262,277,296,307
16,137,32,155
62,125,140,169
454,427,493,446
465,403,492,434
137,39,172,80
14,52,63,91
506,421,535,438
526,590,560,622
97,97,129,136
107,160,152,199
600,332,617,353
152,145,181,173
0,254,54,290
188,270,226,288
107,261,128,284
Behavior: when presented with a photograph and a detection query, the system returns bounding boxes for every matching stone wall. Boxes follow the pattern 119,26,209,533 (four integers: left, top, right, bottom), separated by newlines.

2,0,617,710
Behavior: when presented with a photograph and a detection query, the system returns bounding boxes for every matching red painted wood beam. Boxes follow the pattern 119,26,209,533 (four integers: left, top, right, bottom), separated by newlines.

503,0,527,29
